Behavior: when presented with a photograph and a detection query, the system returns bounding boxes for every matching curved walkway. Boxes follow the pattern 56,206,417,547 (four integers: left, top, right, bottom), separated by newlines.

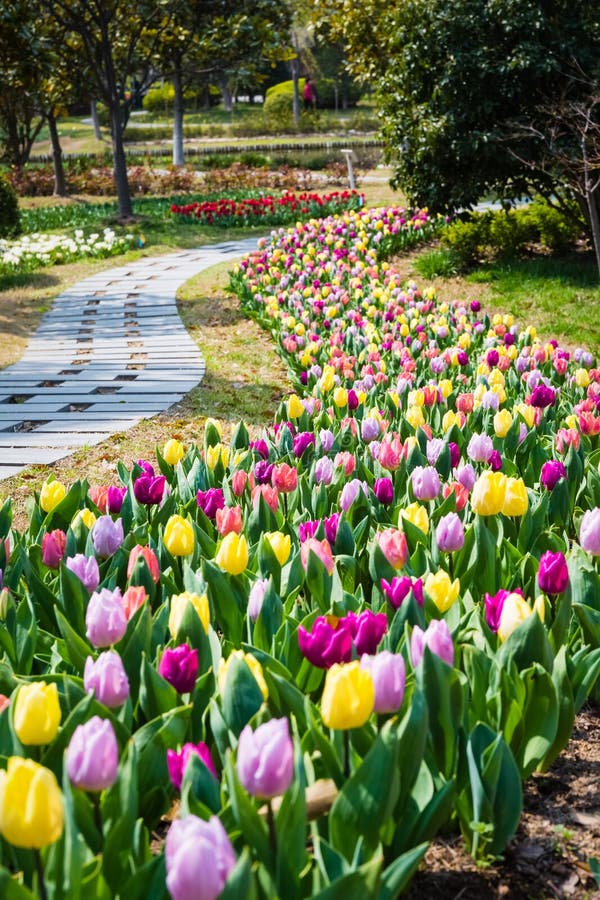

0,238,259,481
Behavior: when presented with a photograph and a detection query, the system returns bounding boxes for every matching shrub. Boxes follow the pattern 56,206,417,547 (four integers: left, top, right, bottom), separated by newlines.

414,248,459,279
441,214,492,268
0,176,21,238
524,198,582,253
488,209,535,260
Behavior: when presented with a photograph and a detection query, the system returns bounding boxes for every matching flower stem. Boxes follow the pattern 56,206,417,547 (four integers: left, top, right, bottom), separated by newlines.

266,798,277,859
34,849,48,900
92,792,103,838
343,729,351,780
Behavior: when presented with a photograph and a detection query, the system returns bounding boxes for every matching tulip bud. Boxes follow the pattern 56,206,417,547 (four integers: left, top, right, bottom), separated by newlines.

377,528,408,569
218,650,268,700
237,718,294,799
40,479,66,513
41,529,67,569
165,815,236,900
66,716,119,791
424,570,460,612
66,554,100,594
84,651,130,708
85,587,127,648
167,742,217,791
502,477,528,516
321,661,375,729
159,645,199,694
163,439,185,466
215,532,249,575
164,515,195,557
247,578,269,621
263,531,291,566
92,516,124,558
580,508,600,555
537,551,569,595
345,610,387,655
381,575,423,609
410,620,454,668
127,544,160,583
133,474,166,506
360,652,406,713
300,537,335,575
435,513,465,553
13,682,61,745
121,585,147,620
411,465,441,501
0,758,63,848
169,592,210,638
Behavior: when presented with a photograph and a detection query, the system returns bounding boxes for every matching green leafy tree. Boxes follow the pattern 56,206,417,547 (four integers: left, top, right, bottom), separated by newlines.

322,0,600,267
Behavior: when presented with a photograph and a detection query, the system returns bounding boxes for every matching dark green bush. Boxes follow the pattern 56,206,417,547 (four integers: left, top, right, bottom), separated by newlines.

523,198,582,253
0,176,21,238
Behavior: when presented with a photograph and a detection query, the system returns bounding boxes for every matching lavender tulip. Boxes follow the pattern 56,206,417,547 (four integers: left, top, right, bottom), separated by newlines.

66,716,119,791
410,620,454,668
361,418,380,442
426,438,444,465
86,587,127,648
339,479,367,512
580,508,600,555
314,457,334,485
467,433,493,463
159,645,199,694
66,554,100,594
436,513,465,552
248,578,269,621
92,516,124,558
237,718,294,799
411,466,441,501
455,463,476,491
360,652,406,713
84,651,130,708
166,815,236,900
319,429,335,452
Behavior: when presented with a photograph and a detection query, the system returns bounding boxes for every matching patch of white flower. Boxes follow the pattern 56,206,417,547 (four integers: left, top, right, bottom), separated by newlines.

0,228,134,275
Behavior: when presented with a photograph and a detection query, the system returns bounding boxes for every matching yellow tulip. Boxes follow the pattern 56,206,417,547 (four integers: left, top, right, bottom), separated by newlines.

516,403,536,428
40,480,66,513
498,593,544,642
163,515,195,556
333,387,348,408
574,368,590,388
205,443,229,471
0,757,63,847
493,409,513,438
399,502,429,535
321,662,375,730
287,394,305,419
502,477,529,517
215,532,249,575
319,367,335,392
406,405,425,429
438,379,453,399
163,439,184,465
424,571,460,613
218,650,268,700
72,508,96,530
13,682,61,745
169,591,210,637
470,472,507,516
264,531,291,566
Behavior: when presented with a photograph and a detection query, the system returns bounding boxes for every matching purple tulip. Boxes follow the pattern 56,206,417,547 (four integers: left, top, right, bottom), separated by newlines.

107,486,126,514
86,587,127,648
488,450,503,471
449,442,461,469
166,815,236,900
249,439,269,460
136,459,155,477
319,429,335,452
426,439,444,466
467,433,493,463
481,390,500,411
339,479,367,512
197,488,225,519
410,620,454,668
167,742,217,791
361,418,380,442
298,520,319,543
41,529,66,569
373,477,394,505
348,389,359,410
455,463,476,491
237,718,294,799
66,554,100,594
540,460,567,491
293,432,316,458
486,349,499,367
580,508,600,555
484,588,512,632
538,551,569,595
133,474,166,506
381,575,424,609
360,651,406,713
66,715,119,791
436,512,465,552
248,578,269,621
298,615,352,668
411,466,441,501
530,385,556,408
92,516,124,558
314,457,334,485
84,651,130,707
323,513,340,544
159,645,199,694
346,610,387,654
254,461,274,485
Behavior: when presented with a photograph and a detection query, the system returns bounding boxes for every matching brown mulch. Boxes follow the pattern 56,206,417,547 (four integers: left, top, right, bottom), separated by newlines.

406,703,600,900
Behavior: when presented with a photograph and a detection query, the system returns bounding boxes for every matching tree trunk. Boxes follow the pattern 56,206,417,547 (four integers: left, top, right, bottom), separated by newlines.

110,103,133,219
47,112,67,197
91,100,102,140
220,77,234,113
172,64,185,167
290,57,300,127
587,189,600,278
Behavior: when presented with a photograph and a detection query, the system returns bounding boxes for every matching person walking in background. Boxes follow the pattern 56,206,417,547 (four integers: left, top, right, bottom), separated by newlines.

303,77,317,111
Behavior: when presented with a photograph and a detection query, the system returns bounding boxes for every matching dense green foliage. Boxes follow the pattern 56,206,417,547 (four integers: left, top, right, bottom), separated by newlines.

0,176,21,237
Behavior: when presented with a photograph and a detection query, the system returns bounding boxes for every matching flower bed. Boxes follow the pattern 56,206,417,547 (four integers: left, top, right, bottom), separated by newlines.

0,228,135,276
0,206,598,898
170,190,364,227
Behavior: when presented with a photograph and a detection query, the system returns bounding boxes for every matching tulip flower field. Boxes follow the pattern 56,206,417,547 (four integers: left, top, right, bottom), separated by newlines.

0,204,599,899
